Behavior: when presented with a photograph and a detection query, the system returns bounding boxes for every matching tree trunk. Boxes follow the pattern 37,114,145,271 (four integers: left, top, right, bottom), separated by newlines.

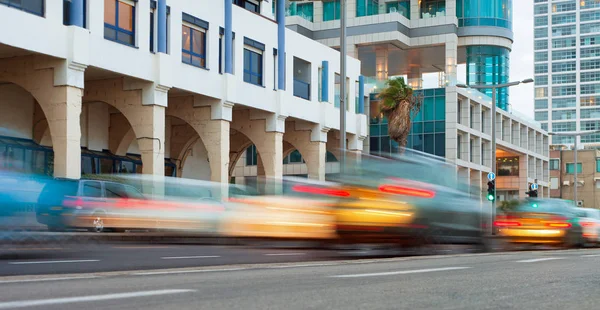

387,100,412,151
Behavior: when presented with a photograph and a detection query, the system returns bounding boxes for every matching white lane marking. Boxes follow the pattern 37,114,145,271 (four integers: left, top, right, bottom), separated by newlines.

8,259,99,265
134,268,245,276
330,267,471,278
0,289,195,309
161,255,221,260
581,254,600,257
515,257,565,263
264,253,306,256
0,276,99,284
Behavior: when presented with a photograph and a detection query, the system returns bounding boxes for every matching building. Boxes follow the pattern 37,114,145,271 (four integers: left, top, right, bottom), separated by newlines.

0,0,368,187
533,0,600,146
285,0,550,199
549,147,600,208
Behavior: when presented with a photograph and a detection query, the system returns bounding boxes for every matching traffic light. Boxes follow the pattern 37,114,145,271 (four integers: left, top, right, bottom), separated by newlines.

487,181,495,201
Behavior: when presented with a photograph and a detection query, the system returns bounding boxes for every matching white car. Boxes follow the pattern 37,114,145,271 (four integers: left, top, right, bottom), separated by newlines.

576,207,600,246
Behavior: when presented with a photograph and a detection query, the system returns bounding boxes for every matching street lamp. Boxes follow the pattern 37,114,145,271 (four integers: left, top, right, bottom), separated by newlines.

456,78,533,232
548,129,600,205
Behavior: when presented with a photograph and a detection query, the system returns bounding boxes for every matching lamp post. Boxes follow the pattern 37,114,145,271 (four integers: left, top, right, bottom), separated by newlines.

456,78,533,233
548,130,600,205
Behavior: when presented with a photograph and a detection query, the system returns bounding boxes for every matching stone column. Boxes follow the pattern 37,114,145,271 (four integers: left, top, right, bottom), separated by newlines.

445,34,459,163
205,119,230,184
135,105,166,176
48,86,83,179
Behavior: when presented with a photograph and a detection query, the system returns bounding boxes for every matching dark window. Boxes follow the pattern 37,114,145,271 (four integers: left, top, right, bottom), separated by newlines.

82,181,103,198
233,0,260,13
1,0,44,16
289,150,303,163
497,157,520,176
244,48,263,86
326,151,338,162
150,11,155,52
219,36,223,73
105,182,128,198
182,25,206,68
246,145,257,166
104,0,135,46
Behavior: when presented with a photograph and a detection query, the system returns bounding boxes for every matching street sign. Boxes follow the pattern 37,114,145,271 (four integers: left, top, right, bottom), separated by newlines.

531,183,539,190
487,172,496,181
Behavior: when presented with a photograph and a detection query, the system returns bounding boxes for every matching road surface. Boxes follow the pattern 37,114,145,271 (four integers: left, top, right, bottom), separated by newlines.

0,248,599,309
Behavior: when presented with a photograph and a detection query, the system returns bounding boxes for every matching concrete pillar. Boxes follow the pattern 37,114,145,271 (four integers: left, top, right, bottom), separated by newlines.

410,0,419,20
407,67,422,90
518,154,529,199
313,1,324,22
48,86,83,179
375,48,389,82
284,122,329,181
136,105,166,176
205,119,230,184
445,34,459,163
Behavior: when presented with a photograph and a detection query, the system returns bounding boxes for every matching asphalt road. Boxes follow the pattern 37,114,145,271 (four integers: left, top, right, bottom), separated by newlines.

0,248,600,309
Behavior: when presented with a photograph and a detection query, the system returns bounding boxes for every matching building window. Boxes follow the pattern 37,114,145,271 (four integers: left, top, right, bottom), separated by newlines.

1,0,44,16
356,0,379,17
283,150,304,164
182,25,207,68
104,0,135,46
420,0,445,19
234,0,260,14
550,159,559,170
288,1,314,22
566,163,582,174
326,151,338,162
552,37,576,48
323,0,341,21
597,158,600,173
497,157,519,176
550,177,559,190
64,0,87,27
245,145,257,166
149,2,170,53
243,38,265,86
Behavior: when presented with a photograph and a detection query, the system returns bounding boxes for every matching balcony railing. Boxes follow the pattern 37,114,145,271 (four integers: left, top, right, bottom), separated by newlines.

293,79,311,100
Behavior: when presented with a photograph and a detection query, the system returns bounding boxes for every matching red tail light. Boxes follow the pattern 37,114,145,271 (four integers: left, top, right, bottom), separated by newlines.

581,222,596,228
494,221,521,227
291,185,350,197
378,184,436,198
543,216,572,229
62,196,83,208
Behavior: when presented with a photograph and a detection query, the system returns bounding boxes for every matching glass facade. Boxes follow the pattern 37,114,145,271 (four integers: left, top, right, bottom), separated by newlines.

386,1,410,19
457,0,513,29
466,46,511,111
370,89,446,158
287,2,314,22
356,0,378,17
323,0,340,21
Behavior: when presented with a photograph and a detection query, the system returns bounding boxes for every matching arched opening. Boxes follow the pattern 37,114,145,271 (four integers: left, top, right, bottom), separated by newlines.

168,115,211,181
0,82,54,175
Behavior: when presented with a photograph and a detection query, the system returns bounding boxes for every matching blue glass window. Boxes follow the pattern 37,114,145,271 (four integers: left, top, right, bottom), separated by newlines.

182,25,207,68
466,46,510,110
104,0,135,46
1,0,44,16
288,2,314,22
63,0,87,26
357,0,379,17
386,1,410,19
457,0,512,29
420,0,445,18
244,48,263,86
323,0,340,21
233,0,260,13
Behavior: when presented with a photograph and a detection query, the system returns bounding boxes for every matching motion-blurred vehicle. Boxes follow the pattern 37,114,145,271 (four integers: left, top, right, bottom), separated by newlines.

222,178,337,240
0,170,48,231
575,207,600,245
281,150,488,248
42,176,228,234
495,199,584,248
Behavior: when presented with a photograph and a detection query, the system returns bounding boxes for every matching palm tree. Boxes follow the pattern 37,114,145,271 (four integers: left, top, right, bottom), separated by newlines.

378,77,423,149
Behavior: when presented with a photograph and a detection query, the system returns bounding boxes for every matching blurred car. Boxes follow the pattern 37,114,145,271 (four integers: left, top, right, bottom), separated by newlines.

221,178,337,240
575,207,600,245
495,199,584,247
0,170,48,231
283,150,488,248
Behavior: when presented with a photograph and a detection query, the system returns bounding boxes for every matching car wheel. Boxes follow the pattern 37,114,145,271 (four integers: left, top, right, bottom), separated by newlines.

91,213,106,233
